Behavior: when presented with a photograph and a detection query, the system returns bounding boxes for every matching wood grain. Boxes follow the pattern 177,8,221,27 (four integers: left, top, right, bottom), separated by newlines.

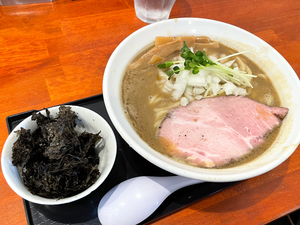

0,0,299,224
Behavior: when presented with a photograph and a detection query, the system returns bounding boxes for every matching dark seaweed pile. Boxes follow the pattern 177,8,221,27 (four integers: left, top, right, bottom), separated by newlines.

12,106,102,199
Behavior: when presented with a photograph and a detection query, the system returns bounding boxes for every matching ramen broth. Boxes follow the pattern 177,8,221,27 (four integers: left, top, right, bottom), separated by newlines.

121,36,282,168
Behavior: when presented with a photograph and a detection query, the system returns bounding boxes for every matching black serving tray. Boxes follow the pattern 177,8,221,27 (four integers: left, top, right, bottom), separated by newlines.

6,94,236,225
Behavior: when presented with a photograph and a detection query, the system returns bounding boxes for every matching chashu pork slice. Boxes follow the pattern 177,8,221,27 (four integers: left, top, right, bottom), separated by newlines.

158,96,289,168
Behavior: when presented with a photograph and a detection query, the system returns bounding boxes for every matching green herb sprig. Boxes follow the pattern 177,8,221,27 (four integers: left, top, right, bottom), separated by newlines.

158,41,216,79
158,41,256,86
158,61,182,77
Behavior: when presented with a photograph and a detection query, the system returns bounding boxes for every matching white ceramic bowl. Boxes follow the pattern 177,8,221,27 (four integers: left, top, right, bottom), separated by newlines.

103,18,300,182
1,105,117,205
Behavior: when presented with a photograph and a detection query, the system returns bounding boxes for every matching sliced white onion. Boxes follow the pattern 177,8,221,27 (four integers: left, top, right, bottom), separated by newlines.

211,82,221,96
193,87,205,95
206,75,212,83
223,82,237,95
172,70,189,100
194,95,203,100
187,74,207,87
212,76,221,83
162,79,174,93
181,97,189,106
233,87,247,96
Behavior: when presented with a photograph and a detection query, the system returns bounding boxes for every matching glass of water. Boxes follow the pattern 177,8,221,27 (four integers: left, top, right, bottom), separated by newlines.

134,0,176,23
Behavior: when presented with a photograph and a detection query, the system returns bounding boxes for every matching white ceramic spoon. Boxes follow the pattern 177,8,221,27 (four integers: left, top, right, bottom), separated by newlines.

97,176,204,225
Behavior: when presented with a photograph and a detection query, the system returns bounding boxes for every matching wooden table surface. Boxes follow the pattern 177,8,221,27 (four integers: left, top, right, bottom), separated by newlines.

0,0,299,224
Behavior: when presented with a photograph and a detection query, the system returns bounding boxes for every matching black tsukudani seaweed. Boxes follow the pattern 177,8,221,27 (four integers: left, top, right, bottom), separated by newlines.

12,106,102,199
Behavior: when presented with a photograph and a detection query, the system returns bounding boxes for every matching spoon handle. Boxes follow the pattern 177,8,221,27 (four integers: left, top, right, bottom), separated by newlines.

98,176,204,225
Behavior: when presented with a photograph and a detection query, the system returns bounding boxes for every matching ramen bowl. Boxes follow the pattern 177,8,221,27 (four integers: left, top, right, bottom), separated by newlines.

103,18,300,182
1,105,117,205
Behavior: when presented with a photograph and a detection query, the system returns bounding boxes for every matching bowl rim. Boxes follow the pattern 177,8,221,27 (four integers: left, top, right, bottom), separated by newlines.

103,17,300,182
1,105,117,205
